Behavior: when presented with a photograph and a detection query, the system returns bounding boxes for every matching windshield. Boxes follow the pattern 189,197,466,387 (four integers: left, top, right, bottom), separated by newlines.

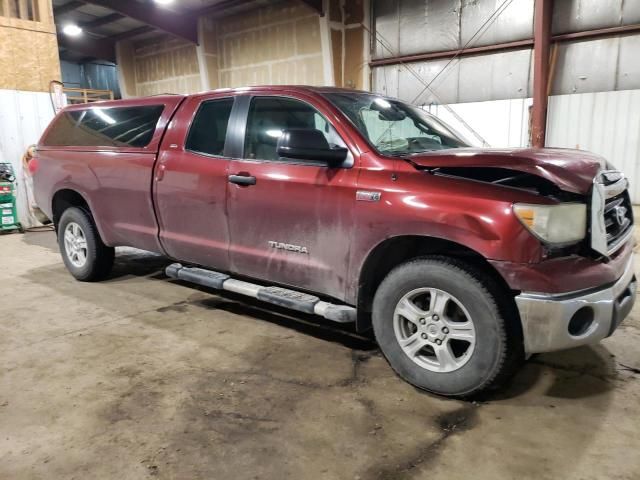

324,92,469,155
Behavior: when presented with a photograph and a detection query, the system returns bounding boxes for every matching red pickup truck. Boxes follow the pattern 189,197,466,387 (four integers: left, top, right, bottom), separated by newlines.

33,86,636,397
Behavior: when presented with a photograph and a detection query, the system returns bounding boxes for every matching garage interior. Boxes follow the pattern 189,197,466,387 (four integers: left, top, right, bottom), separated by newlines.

1,1,640,479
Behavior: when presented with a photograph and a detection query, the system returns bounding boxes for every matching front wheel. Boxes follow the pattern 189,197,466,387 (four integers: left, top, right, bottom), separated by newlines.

58,207,114,281
372,257,522,397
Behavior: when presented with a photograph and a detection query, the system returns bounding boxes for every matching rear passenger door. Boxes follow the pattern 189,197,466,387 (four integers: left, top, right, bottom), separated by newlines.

226,94,359,301
154,94,235,269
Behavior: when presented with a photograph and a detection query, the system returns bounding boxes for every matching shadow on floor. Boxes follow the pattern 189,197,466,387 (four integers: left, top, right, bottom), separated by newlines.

21,229,57,252
486,345,618,402
19,234,621,401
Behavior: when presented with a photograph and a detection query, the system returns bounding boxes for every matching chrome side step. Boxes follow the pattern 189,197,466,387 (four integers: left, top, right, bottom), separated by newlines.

165,263,356,323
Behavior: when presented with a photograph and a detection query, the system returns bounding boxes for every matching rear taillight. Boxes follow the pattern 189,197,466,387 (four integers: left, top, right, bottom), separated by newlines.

28,157,39,174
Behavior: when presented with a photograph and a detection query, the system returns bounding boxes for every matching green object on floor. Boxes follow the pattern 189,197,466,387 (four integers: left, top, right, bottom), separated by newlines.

0,163,20,232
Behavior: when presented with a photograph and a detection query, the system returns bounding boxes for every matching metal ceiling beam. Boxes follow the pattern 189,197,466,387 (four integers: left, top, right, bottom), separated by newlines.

197,0,324,17
57,34,116,62
54,0,86,15
531,0,553,148
57,24,154,62
108,25,154,42
194,0,253,16
81,12,124,29
82,0,198,43
298,0,323,16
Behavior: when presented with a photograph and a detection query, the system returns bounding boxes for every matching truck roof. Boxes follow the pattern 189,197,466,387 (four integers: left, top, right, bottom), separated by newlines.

62,85,368,110
186,85,366,98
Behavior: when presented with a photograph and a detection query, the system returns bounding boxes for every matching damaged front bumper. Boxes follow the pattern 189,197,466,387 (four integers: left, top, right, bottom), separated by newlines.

515,255,636,355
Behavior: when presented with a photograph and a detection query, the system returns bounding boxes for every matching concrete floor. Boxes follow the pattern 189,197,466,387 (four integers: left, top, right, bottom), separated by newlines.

1,230,640,480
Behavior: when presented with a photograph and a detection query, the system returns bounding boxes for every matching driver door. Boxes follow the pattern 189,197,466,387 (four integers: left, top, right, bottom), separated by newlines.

226,94,359,301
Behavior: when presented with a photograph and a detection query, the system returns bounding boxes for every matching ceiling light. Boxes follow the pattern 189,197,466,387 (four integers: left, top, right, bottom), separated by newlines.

154,0,174,4
62,24,82,36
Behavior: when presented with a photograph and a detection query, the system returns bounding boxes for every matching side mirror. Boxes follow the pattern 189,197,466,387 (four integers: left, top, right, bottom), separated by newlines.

276,128,348,165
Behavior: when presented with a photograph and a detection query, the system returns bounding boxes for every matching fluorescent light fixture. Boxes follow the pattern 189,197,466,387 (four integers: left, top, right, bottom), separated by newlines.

93,109,116,125
62,24,82,36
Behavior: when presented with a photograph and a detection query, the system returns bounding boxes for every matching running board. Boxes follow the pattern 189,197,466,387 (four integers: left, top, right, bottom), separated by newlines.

165,263,356,323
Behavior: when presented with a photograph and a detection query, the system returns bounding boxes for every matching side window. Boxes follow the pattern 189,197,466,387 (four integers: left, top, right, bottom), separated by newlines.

185,98,234,156
244,97,345,161
42,105,164,148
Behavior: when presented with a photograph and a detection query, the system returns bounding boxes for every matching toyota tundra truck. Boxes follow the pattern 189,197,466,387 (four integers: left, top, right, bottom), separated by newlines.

31,86,636,397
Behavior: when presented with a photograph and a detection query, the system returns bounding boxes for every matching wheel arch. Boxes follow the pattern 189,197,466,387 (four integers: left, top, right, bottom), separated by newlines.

355,235,518,333
51,188,91,229
50,188,112,246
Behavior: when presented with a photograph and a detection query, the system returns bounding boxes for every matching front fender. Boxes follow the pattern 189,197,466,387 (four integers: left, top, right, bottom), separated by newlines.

347,166,550,303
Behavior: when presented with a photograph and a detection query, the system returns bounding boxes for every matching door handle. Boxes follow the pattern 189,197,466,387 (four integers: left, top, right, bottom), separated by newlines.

228,174,256,186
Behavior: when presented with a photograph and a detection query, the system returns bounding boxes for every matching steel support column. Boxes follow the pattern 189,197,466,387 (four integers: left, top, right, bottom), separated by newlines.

531,0,553,148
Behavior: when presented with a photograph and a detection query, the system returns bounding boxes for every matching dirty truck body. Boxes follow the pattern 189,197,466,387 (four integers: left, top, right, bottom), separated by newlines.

33,86,636,397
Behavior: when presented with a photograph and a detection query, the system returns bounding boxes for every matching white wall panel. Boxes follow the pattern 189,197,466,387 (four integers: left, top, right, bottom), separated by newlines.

425,91,640,204
547,89,640,202
372,0,533,59
552,0,625,33
427,98,532,148
0,90,56,228
372,1,640,102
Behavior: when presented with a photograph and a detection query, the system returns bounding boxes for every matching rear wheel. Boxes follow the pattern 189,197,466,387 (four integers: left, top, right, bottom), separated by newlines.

58,207,114,281
372,257,521,397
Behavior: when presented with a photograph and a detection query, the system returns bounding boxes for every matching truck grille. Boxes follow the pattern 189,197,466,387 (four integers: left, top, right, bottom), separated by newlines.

591,170,633,256
604,192,633,249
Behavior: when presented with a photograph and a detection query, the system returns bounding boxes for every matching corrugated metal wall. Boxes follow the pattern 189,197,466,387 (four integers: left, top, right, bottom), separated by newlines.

372,0,534,104
426,98,532,148
371,0,640,203
547,90,640,202
0,90,55,228
61,60,122,98
373,0,533,58
422,90,640,203
372,0,640,104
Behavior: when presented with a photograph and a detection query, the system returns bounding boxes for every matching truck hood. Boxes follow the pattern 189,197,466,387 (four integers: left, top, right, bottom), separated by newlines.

405,147,605,194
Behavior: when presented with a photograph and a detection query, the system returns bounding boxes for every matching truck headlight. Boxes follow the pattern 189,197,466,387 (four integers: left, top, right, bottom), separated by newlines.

513,203,587,245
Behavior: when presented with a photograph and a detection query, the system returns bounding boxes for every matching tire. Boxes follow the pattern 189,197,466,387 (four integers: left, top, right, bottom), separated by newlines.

57,207,114,281
372,256,522,397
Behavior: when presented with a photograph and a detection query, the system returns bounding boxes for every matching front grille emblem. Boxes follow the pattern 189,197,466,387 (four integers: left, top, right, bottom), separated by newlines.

614,205,627,226
602,171,623,184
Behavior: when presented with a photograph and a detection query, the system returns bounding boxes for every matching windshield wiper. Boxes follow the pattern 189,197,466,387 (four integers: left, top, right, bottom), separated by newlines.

379,151,432,171
380,150,409,157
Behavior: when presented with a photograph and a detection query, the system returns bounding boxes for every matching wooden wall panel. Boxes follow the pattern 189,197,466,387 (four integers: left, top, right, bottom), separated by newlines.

118,33,202,97
331,28,343,86
344,26,365,89
214,0,325,88
116,0,370,96
0,0,60,92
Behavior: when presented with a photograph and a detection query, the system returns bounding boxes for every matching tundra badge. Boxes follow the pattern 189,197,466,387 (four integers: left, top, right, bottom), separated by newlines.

268,241,309,254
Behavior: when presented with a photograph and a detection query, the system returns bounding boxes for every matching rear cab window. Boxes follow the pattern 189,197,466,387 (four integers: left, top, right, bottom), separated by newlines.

41,105,165,148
